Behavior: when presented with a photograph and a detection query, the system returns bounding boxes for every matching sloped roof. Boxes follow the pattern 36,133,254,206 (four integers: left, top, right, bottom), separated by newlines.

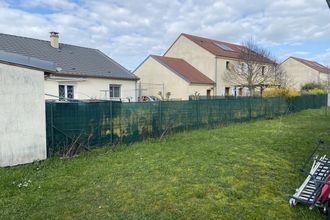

0,32,138,80
177,33,273,63
152,55,214,85
291,57,330,73
181,33,243,58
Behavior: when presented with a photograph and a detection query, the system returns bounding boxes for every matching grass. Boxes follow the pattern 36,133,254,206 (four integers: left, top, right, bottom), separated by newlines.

1,108,330,220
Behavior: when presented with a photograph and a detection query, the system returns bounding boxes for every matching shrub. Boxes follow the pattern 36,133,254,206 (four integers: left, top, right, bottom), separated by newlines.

263,87,300,97
301,88,327,95
301,83,324,91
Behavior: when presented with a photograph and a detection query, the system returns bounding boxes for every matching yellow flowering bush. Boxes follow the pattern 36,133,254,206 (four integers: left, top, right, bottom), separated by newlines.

263,87,300,97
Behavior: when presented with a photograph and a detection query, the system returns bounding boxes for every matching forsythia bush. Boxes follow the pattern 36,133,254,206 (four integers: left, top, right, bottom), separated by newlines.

263,87,300,97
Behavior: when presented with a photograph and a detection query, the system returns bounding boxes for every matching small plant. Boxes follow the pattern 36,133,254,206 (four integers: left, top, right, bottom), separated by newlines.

165,92,171,101
158,91,165,100
158,91,171,101
191,91,200,100
13,179,32,188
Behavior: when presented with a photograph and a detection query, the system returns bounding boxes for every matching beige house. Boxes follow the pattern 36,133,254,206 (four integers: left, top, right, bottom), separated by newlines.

0,32,138,102
280,57,330,90
136,33,274,99
164,33,258,96
134,55,215,100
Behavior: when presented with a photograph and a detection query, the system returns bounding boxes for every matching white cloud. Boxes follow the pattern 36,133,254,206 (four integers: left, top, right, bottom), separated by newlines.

312,49,330,67
0,0,329,69
23,0,78,10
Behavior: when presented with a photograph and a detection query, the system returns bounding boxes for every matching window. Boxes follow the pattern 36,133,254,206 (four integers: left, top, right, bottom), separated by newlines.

206,89,211,97
109,84,121,98
239,88,243,96
261,66,265,75
225,87,230,96
226,61,230,69
58,84,74,100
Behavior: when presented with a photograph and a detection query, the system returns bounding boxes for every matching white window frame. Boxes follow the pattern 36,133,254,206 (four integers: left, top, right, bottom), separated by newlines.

58,84,75,100
109,84,121,99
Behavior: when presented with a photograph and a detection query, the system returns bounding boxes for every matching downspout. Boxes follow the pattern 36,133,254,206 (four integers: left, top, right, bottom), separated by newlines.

214,56,217,96
135,81,138,102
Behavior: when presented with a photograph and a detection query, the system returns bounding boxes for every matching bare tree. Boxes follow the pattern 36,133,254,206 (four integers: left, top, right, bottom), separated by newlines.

224,39,283,96
273,66,294,89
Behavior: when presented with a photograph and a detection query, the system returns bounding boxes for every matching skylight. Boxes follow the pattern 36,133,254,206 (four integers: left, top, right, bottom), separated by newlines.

214,42,235,52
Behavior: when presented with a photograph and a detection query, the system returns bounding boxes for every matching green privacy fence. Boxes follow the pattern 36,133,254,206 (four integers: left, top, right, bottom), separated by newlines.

46,94,328,156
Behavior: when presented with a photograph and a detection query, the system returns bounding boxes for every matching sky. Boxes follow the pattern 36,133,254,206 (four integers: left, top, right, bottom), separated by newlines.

0,0,329,71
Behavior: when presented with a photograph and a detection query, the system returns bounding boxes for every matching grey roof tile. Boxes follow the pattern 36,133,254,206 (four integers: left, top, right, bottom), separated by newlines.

0,33,138,80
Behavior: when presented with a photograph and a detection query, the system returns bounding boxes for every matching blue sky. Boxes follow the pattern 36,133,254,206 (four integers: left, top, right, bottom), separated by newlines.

0,0,329,70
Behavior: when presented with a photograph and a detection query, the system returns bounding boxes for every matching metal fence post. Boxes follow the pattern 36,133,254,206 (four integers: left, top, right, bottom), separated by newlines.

159,101,162,136
110,101,113,145
196,99,199,128
50,102,54,157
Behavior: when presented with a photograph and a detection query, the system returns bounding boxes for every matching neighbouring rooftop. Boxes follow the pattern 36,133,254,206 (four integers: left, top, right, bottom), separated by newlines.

0,32,138,80
291,57,330,74
151,55,215,85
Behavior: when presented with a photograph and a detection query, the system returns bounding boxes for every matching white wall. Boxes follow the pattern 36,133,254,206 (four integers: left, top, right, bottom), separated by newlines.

134,57,213,100
164,35,242,96
0,63,46,167
45,76,137,102
164,35,216,87
280,58,321,90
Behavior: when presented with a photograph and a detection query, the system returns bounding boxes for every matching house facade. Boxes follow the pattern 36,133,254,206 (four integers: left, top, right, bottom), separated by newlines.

134,55,215,100
0,32,138,102
135,33,273,100
164,33,259,96
280,57,330,90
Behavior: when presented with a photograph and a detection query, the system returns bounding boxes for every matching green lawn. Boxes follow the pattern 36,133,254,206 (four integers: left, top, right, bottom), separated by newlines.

1,109,330,220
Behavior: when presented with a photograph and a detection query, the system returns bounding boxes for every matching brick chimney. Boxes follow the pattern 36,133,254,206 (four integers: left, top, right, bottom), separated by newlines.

50,32,59,48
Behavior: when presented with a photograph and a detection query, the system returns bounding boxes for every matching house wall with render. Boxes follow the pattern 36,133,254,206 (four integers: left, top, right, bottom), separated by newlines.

280,58,328,90
44,76,137,102
164,35,217,94
0,63,46,167
134,57,213,100
164,35,244,96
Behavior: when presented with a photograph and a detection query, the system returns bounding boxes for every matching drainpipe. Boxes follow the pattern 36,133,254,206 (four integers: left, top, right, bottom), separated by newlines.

214,56,218,96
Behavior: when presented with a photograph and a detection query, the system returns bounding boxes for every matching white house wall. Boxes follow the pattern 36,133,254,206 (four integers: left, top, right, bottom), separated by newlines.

164,35,242,96
164,35,216,86
187,84,214,98
45,77,137,101
280,58,322,90
134,57,213,100
0,63,46,167
216,57,239,96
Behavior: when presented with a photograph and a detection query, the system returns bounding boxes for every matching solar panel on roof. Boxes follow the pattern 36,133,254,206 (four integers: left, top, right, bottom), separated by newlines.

214,43,235,52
